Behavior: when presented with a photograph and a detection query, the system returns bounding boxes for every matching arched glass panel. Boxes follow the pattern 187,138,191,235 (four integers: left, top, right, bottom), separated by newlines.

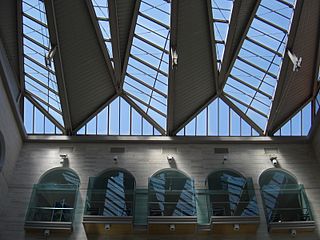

259,169,313,226
207,170,258,217
25,168,80,229
148,169,196,216
85,169,135,216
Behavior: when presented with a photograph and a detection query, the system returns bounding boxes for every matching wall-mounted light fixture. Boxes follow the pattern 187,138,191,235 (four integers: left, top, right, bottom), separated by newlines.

59,154,68,165
270,155,278,166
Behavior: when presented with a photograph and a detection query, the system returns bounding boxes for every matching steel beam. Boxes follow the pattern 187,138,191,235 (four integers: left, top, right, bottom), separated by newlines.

44,0,72,134
221,94,264,135
108,0,122,88
266,0,305,134
85,0,118,92
122,92,165,135
119,0,141,90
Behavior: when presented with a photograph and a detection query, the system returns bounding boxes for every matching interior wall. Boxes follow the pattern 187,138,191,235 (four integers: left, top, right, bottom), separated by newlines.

0,73,23,218
1,140,320,240
311,115,320,161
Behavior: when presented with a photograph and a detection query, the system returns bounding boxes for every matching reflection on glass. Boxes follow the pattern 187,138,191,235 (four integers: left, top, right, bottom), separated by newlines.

85,170,135,216
26,169,80,223
207,170,258,217
148,170,196,216
260,170,313,223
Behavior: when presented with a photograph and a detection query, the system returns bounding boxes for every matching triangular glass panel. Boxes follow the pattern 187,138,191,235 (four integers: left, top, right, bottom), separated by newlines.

211,0,233,70
223,0,296,131
123,0,171,130
273,102,312,136
22,0,64,127
77,96,162,135
24,97,63,134
90,0,113,63
177,98,260,136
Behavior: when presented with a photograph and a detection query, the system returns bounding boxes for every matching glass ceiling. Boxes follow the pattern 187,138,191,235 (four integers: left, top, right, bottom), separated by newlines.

211,0,233,70
20,0,316,136
223,0,296,130
123,0,170,129
22,0,64,128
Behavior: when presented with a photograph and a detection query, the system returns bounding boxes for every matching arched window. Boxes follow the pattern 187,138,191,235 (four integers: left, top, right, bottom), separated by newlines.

259,169,315,232
148,169,196,217
0,131,5,171
207,169,258,217
85,168,135,217
25,168,80,232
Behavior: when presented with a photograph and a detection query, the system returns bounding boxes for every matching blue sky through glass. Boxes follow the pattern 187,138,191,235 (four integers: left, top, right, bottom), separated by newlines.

123,0,170,130
22,0,64,127
77,96,160,135
177,98,259,136
211,0,233,70
223,0,296,131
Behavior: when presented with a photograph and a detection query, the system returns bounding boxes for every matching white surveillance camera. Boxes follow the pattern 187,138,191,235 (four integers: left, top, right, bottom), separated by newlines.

290,229,296,237
113,156,118,163
169,224,175,231
233,224,240,231
105,224,111,231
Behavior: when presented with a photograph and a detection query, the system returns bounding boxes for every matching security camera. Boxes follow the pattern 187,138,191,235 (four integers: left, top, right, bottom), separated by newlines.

44,229,50,237
290,229,296,237
105,224,111,231
169,224,175,231
233,224,240,231
113,156,118,164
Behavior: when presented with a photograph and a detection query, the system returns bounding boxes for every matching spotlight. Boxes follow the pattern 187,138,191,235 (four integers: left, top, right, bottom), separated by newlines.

222,155,228,164
59,154,68,159
233,224,240,231
44,229,50,237
270,155,278,166
105,224,111,231
167,155,174,163
169,224,175,231
59,154,68,165
290,229,296,237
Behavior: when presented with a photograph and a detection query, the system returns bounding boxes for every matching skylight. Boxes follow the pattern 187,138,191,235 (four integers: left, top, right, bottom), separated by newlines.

177,98,259,136
211,0,233,69
22,0,64,127
123,0,170,130
223,0,296,130
274,102,312,136
77,96,161,135
20,0,315,137
90,0,113,62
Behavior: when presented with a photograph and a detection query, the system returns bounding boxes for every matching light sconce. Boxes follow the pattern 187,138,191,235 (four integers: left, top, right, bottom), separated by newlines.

233,224,240,231
59,154,68,165
270,155,278,166
105,224,111,231
167,155,174,163
169,224,175,231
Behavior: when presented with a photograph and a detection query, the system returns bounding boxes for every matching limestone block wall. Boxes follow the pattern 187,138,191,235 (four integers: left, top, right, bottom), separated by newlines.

0,141,320,240
0,73,23,218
